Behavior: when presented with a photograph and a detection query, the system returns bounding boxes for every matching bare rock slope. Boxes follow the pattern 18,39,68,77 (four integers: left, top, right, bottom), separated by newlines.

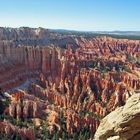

94,93,140,140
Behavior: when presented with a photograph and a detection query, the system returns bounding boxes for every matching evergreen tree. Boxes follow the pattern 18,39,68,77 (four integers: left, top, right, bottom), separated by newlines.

62,131,67,140
73,132,79,140
53,131,59,140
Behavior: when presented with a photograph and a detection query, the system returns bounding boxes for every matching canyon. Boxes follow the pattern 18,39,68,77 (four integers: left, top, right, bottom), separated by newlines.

0,27,140,140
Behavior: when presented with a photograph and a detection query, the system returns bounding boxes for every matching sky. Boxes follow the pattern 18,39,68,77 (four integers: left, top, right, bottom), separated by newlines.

0,0,140,31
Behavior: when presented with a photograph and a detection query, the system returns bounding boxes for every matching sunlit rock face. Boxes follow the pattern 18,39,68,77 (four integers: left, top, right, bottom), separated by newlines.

0,27,140,139
0,40,62,90
94,93,140,140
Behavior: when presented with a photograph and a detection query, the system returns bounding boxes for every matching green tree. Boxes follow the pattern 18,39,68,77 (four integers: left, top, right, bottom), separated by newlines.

53,131,59,140
123,65,132,73
62,131,67,140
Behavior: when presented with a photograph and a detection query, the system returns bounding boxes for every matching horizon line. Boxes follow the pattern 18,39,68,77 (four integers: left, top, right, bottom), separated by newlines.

0,26,140,32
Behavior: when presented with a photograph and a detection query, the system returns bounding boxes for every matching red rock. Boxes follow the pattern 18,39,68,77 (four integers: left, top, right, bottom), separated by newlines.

0,27,140,139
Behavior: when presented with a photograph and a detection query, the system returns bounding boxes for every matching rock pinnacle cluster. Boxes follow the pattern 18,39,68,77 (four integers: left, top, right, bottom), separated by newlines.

0,27,140,140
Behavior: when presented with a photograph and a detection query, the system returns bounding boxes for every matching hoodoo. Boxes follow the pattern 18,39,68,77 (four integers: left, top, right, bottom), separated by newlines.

0,27,140,140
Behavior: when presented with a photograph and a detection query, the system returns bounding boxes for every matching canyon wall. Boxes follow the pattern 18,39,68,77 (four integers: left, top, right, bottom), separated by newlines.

0,27,79,90
0,28,140,90
0,42,62,90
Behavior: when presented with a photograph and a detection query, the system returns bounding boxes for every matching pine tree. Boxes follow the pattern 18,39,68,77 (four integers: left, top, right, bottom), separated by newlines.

62,131,67,140
53,131,59,140
73,132,79,140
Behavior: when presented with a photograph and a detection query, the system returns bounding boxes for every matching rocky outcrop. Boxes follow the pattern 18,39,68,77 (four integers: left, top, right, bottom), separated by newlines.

94,93,140,140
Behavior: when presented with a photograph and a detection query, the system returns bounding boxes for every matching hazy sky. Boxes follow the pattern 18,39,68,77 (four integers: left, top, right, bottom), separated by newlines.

0,0,140,31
